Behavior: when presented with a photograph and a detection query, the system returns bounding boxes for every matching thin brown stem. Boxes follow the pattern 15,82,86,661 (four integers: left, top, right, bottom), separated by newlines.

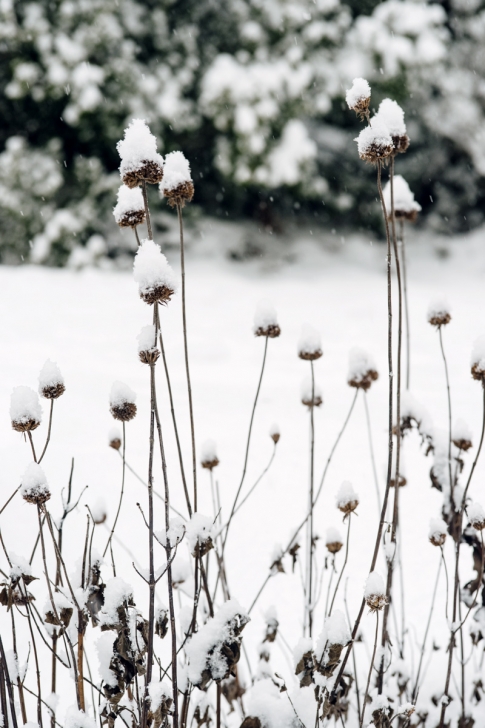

38,400,54,464
399,220,411,390
0,633,18,728
329,515,352,616
438,326,453,502
361,611,380,728
307,360,316,637
141,181,153,241
27,432,37,462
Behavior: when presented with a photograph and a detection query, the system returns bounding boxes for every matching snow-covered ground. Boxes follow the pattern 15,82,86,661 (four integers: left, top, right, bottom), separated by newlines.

2,225,485,725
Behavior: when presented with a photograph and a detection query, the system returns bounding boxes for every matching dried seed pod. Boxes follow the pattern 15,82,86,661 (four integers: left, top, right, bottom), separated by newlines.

92,498,108,526
364,572,388,612
117,119,164,188
39,360,65,399
269,423,280,444
298,325,322,361
345,78,371,120
108,427,122,451
427,298,451,328
429,518,447,547
200,439,219,471
301,376,323,408
347,348,378,391
355,119,394,164
161,151,194,208
110,381,137,422
453,419,473,452
10,385,42,432
471,336,485,384
390,474,407,488
468,502,485,531
326,528,343,555
137,324,160,365
375,98,409,156
21,462,50,505
113,185,146,228
253,300,281,338
133,239,177,306
336,481,359,516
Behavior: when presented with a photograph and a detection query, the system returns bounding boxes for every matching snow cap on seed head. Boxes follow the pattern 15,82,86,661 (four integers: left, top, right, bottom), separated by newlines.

113,185,145,228
133,239,177,305
376,98,409,153
10,386,42,433
39,360,65,399
336,480,359,516
326,527,343,554
301,375,322,408
21,462,50,505
253,299,280,338
298,324,322,361
269,422,280,444
427,297,451,328
137,324,160,365
383,175,421,221
200,439,219,471
468,502,485,531
452,419,472,452
108,426,122,450
471,336,485,384
160,151,194,208
355,118,394,163
110,381,137,422
347,347,378,391
345,78,371,119
117,119,164,188
365,571,387,611
429,517,447,547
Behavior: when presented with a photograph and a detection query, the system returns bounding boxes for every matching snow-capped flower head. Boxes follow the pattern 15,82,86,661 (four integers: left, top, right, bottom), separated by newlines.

326,527,343,555
38,359,65,400
452,419,472,452
185,513,214,557
21,462,50,505
113,185,145,228
383,175,421,222
468,502,485,531
137,324,160,366
91,498,107,525
471,335,485,385
117,119,164,188
376,98,409,153
10,385,42,433
336,480,359,517
200,439,219,471
253,299,280,338
355,118,394,164
298,324,322,361
263,605,279,642
301,375,322,408
109,381,137,422
345,78,371,119
148,681,172,717
160,151,194,208
347,347,378,391
427,297,451,328
269,422,280,444
316,610,350,663
429,517,447,547
364,571,388,612
108,426,122,451
133,238,177,305
98,577,134,628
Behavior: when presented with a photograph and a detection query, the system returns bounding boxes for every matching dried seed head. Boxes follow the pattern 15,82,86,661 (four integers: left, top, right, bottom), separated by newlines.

186,513,214,557
91,498,107,525
269,422,280,444
390,474,407,488
133,239,177,306
326,527,343,554
429,517,447,547
336,480,359,516
263,606,278,643
427,298,451,328
160,151,194,207
471,336,485,385
301,376,323,408
383,174,421,221
345,78,371,120
468,502,485,531
117,119,164,187
113,185,146,228
137,324,160,365
375,98,408,156
38,360,65,399
108,426,122,450
298,324,322,361
270,544,285,574
10,385,42,432
355,119,394,164
110,381,137,422
253,300,280,338
200,439,219,471
21,462,50,505
347,347,378,391
364,572,388,612
452,419,472,452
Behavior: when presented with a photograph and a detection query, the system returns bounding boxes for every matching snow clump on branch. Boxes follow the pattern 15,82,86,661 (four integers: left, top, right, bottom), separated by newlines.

355,118,394,163
253,299,280,338
345,78,371,119
109,381,137,422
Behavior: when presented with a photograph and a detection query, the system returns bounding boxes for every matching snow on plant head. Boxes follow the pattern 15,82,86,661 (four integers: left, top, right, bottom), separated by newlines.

21,462,50,505
347,347,378,391
91,497,107,525
315,610,350,663
382,175,421,221
345,77,371,118
109,381,137,422
133,238,177,305
113,185,145,228
9,552,33,581
355,118,394,163
116,119,164,188
108,426,122,451
98,577,133,627
185,599,249,688
148,680,172,713
157,517,186,548
298,324,322,361
244,678,295,727
38,359,65,400
171,556,190,587
269,422,280,444
452,418,473,451
160,151,194,207
10,385,42,432
429,517,448,547
336,480,359,516
325,527,343,554
471,335,485,384
365,571,387,611
468,502,485,531
185,513,214,557
293,636,313,671
64,706,97,728
376,98,409,153
301,375,323,408
200,439,219,470
253,299,280,338
137,324,160,365
427,296,451,328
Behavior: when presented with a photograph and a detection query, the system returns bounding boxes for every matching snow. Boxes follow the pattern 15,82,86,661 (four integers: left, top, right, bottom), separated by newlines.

428,517,448,543
9,551,33,580
298,324,322,358
365,571,386,598
185,513,214,555
113,185,144,224
161,151,192,192
185,599,249,685
91,498,107,525
137,324,157,354
116,119,163,177
293,637,313,668
148,680,171,711
468,502,485,529
108,426,122,446
355,118,393,157
157,517,186,547
21,462,49,502
348,347,377,381
253,299,278,334
269,422,280,441
345,77,371,109
109,380,136,407
38,359,64,390
453,418,472,444
316,610,350,659
427,297,451,322
471,335,485,371
10,385,42,426
325,527,343,547
336,480,359,509
376,98,406,136
133,239,177,297
200,439,218,463
383,175,421,214
64,706,97,728
98,577,133,627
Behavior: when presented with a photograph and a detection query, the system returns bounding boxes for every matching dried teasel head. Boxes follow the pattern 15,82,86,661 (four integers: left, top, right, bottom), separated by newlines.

38,360,65,399
471,336,485,385
21,462,51,505
108,427,122,451
137,324,160,365
427,298,451,328
326,528,343,555
301,376,323,408
355,119,394,164
269,423,280,444
298,325,322,361
364,572,388,612
345,78,371,120
133,239,177,306
91,498,108,526
383,174,421,222
10,385,42,433
375,99,409,156
113,185,146,228
200,439,219,470
429,518,447,547
160,151,194,208
253,299,281,338
117,119,164,188
109,381,137,422
468,502,485,531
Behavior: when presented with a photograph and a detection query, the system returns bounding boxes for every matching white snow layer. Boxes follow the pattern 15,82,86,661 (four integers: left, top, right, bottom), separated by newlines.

148,680,171,711
95,632,118,688
301,375,322,402
38,359,64,390
21,462,49,500
113,185,144,223
356,118,392,155
162,151,192,192
110,381,136,407
298,324,322,357
253,299,278,332
429,518,447,541
316,610,350,658
471,335,485,370
9,551,33,579
453,418,472,443
427,297,451,321
91,498,107,524
64,706,97,728
108,426,122,444
376,98,406,136
383,175,421,214
117,118,163,176
325,527,343,546
185,513,214,554
10,385,42,425
200,439,218,462
468,502,485,526
336,480,359,508
345,78,371,109
98,577,133,626
365,571,386,598
269,422,280,439
137,324,157,353
348,347,376,379
133,239,177,296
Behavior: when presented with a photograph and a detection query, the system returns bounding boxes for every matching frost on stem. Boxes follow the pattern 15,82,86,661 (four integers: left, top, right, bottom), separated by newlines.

21,462,50,505
200,439,219,470
345,77,371,120
427,297,451,328
468,502,485,531
109,381,137,422
429,517,448,547
355,118,393,163
471,335,485,384
10,385,42,432
298,324,322,361
108,426,122,451
383,174,421,222
253,299,281,338
117,119,164,188
38,359,65,399
185,513,214,557
301,375,322,408
336,480,359,517
347,347,378,391
185,599,249,689
364,571,388,612
137,324,160,365
453,418,473,452
133,238,177,305
376,98,409,153
326,527,343,554
269,422,280,444
113,185,146,228
160,150,194,207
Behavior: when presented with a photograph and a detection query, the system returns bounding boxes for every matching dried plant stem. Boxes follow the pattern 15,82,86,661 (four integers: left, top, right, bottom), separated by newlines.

363,392,381,516
329,515,352,616
141,181,153,241
361,611,380,728
438,326,453,500
216,683,222,728
10,611,27,724
27,431,37,462
399,220,411,390
344,580,361,720
0,485,21,515
306,360,316,637
0,634,18,728
412,557,442,701
38,399,54,464
103,422,126,561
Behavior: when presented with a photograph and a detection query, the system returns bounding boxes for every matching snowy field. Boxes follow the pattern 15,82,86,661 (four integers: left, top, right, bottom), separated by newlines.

2,225,485,725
